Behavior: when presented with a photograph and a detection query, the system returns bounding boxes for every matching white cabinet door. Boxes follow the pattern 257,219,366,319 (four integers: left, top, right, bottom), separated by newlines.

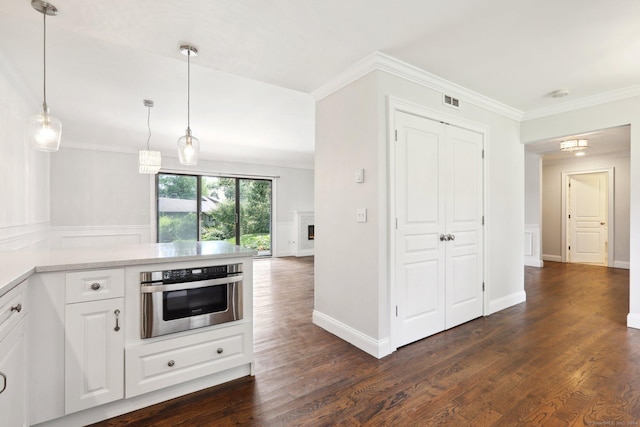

65,298,124,414
394,112,484,348
0,318,28,427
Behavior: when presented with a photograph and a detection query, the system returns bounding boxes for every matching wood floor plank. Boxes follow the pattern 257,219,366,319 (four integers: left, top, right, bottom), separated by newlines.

90,259,640,426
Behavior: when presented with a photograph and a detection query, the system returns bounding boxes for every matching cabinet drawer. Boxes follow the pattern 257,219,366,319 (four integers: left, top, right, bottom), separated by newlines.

0,281,27,343
126,324,250,398
65,268,124,303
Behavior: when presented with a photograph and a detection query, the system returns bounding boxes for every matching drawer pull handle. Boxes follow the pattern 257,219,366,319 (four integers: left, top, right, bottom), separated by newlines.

168,360,175,367
10,303,22,313
217,348,224,355
91,283,101,291
114,309,121,332
0,372,6,394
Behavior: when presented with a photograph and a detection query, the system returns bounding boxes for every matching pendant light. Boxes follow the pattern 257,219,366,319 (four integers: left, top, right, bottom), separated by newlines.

28,0,62,152
177,45,200,165
139,99,162,174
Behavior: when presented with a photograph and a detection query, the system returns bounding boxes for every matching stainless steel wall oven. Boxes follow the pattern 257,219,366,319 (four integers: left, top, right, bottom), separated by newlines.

140,263,243,338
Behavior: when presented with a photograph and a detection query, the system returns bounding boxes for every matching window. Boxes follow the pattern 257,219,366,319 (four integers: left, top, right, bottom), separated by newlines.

157,173,272,256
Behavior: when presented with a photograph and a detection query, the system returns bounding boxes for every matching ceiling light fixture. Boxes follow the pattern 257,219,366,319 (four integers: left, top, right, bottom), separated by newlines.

177,45,199,165
139,99,161,174
560,138,588,154
28,0,62,152
549,89,570,98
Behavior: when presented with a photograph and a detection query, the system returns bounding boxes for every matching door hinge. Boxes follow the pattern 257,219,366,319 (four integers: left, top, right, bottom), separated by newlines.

568,246,571,250
395,129,398,141
482,282,485,292
395,305,398,317
482,216,485,226
482,149,485,159
395,218,398,229
568,214,571,219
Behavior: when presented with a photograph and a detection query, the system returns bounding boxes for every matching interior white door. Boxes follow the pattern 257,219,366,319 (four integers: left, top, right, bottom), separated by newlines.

444,125,484,329
394,111,483,348
394,112,446,347
568,173,607,264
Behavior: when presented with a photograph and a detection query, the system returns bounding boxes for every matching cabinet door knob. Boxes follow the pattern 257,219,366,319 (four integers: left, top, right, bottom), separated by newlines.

167,360,175,367
0,372,6,395
91,283,101,291
10,303,22,313
217,348,224,354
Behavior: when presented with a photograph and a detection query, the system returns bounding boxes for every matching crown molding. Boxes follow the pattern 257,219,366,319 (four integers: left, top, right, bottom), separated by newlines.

523,84,640,121
312,51,524,121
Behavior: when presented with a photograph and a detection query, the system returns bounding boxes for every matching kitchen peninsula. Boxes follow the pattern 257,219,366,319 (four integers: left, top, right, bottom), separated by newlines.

0,241,256,427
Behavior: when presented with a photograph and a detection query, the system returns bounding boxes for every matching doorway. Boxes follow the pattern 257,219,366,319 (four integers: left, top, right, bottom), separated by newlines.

562,169,614,266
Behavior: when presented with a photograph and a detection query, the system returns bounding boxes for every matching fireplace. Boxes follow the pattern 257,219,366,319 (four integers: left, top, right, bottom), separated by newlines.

293,210,314,256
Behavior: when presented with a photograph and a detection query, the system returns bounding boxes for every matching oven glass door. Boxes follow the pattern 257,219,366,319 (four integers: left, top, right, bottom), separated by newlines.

163,285,228,320
141,275,243,339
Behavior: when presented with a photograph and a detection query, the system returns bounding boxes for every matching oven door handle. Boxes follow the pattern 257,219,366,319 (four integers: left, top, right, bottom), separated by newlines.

141,275,243,293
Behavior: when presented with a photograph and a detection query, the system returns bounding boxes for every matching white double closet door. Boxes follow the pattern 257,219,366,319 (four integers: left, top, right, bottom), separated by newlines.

393,111,484,348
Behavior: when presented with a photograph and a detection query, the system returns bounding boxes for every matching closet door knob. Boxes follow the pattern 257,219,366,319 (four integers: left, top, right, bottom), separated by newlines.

439,234,446,241
447,234,455,241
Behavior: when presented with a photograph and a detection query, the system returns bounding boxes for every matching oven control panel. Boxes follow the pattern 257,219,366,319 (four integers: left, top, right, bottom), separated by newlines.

141,263,242,285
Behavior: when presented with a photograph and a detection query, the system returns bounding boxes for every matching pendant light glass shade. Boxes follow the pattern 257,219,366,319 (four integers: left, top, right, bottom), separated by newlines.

30,0,61,152
139,99,161,174
178,45,199,165
28,107,62,151
178,128,200,165
139,150,162,173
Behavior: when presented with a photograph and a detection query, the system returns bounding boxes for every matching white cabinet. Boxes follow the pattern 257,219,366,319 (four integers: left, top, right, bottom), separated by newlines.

125,322,251,398
64,269,125,415
65,298,124,414
0,281,28,427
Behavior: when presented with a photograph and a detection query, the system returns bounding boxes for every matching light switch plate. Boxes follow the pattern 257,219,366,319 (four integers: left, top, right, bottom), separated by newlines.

355,169,364,183
356,208,367,223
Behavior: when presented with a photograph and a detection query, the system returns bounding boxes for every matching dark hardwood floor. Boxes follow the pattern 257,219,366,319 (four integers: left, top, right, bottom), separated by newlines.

91,259,640,426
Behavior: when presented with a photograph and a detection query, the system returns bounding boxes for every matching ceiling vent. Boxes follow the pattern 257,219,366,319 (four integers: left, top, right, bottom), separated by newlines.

443,94,460,109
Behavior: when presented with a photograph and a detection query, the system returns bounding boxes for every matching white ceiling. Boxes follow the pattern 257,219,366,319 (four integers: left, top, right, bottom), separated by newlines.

1,0,638,167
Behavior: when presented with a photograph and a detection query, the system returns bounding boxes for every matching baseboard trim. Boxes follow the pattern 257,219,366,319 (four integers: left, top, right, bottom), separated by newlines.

627,313,640,329
488,291,526,315
614,261,630,269
524,258,544,267
312,310,390,359
542,254,562,263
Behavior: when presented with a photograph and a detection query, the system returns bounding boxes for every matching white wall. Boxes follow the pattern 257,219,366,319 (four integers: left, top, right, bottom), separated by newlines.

315,72,381,344
0,60,50,250
524,152,542,267
540,154,630,267
315,68,525,357
520,96,640,329
49,147,314,254
525,153,541,225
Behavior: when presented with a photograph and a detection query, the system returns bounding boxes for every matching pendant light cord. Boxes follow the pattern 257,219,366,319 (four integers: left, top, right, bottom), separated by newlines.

42,10,48,110
187,49,191,131
146,105,152,150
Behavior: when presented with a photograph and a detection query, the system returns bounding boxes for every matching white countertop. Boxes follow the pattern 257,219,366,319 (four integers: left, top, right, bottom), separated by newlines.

0,241,257,297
